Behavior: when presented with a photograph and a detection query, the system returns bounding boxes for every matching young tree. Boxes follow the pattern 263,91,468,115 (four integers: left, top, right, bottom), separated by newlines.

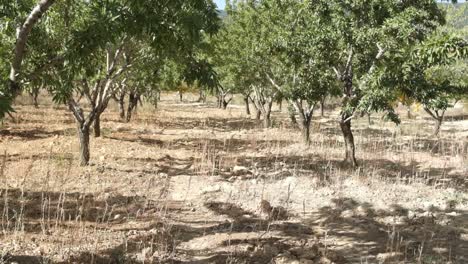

308,0,445,166
260,0,340,143
212,1,266,120
400,32,467,136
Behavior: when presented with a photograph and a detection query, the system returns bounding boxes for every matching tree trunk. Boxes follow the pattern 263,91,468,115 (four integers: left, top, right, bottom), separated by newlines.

244,96,251,115
78,124,91,166
433,116,443,137
425,108,445,137
31,90,39,108
301,118,312,144
8,0,56,96
126,92,139,123
94,113,101,138
179,91,183,102
118,94,125,120
262,101,273,128
320,97,325,117
263,115,271,128
340,117,358,167
367,113,372,126
406,105,413,119
256,109,261,120
288,104,297,126
198,89,206,103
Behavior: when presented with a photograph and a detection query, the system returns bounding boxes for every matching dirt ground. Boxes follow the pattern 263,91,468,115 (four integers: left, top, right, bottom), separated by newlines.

0,94,467,264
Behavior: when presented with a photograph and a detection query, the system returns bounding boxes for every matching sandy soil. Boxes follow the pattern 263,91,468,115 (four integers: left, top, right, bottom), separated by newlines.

0,95,467,264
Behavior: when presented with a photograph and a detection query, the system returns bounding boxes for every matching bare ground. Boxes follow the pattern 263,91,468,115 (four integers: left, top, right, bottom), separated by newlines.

0,95,467,264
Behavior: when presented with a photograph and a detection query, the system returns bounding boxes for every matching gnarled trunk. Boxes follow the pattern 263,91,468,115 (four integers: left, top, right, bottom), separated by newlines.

78,124,91,166
31,89,39,108
424,108,445,137
301,118,311,144
433,116,443,137
118,93,125,120
293,101,315,144
126,92,139,123
244,96,251,115
263,114,271,128
288,104,297,126
198,89,206,103
320,97,325,117
94,113,101,138
262,101,273,128
340,117,357,167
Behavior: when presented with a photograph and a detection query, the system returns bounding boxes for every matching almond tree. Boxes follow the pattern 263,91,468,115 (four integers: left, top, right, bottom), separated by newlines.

309,0,445,166
399,32,467,136
48,0,219,166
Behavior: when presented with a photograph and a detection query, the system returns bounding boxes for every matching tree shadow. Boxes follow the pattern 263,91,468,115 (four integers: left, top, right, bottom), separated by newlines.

3,255,54,264
306,197,468,263
0,128,74,140
106,135,165,147
361,158,466,189
135,116,260,132
0,189,179,234
109,155,195,176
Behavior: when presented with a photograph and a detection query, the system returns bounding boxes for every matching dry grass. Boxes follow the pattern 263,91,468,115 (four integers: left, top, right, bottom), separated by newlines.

0,93,467,263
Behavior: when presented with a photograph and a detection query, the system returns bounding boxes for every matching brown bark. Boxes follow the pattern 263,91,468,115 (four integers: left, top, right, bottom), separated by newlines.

433,117,443,137
30,88,39,108
262,101,273,128
301,119,311,144
424,108,445,137
78,125,91,166
94,113,101,138
293,101,315,145
118,93,125,120
244,96,251,115
126,92,139,122
320,97,325,117
340,117,358,167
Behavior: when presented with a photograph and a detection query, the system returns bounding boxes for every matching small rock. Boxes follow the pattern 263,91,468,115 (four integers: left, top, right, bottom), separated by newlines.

136,247,153,262
113,214,121,220
201,185,221,194
232,165,250,175
273,252,297,264
292,245,318,259
260,244,279,257
340,209,354,218
158,172,168,178
317,257,332,264
446,211,458,217
376,252,403,263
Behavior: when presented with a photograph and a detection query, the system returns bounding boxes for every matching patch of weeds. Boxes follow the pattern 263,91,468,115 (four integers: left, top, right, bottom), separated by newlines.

419,254,449,264
0,250,10,264
100,127,113,137
51,153,73,168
